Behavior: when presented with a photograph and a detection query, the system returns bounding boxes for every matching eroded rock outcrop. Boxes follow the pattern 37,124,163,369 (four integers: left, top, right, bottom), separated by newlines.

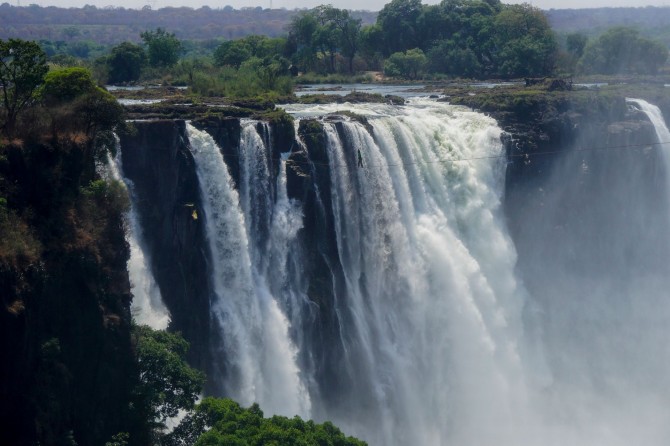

119,121,212,377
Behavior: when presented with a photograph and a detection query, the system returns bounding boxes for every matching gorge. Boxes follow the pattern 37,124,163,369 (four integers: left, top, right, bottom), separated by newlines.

117,94,670,445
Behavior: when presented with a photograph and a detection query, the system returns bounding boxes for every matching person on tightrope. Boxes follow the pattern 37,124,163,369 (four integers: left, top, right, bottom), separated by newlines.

357,148,363,168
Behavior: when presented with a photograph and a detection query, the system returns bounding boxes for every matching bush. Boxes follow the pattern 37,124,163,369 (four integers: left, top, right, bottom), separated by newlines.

132,325,205,432
164,397,367,446
41,67,97,105
0,202,41,267
383,48,427,80
107,42,146,84
578,27,669,75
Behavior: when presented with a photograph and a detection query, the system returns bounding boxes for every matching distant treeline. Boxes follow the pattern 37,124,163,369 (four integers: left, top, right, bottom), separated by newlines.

2,0,669,93
547,7,670,47
5,3,670,46
0,3,376,44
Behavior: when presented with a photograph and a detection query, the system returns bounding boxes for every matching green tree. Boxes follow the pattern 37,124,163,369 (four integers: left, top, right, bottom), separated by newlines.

133,325,205,434
493,4,557,77
555,32,589,74
288,6,361,74
66,40,99,59
213,40,252,68
376,0,423,56
41,66,97,104
288,11,320,72
0,38,48,137
164,397,367,446
359,24,384,70
214,36,288,70
74,87,124,139
242,56,291,91
174,57,208,84
335,11,361,73
62,26,81,40
316,6,361,73
384,48,427,80
312,5,342,73
140,28,182,68
578,27,668,75
107,42,145,83
39,67,124,156
427,40,481,78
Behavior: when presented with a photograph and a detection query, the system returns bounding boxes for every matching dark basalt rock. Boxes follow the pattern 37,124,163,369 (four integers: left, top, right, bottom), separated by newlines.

193,116,242,189
119,121,213,379
288,118,352,407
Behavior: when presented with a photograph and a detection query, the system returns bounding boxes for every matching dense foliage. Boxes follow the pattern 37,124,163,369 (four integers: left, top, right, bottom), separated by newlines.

384,48,427,80
0,38,48,137
164,398,367,446
108,42,146,83
288,5,362,74
547,7,670,47
578,27,668,75
283,0,557,78
133,325,205,434
13,0,670,90
0,42,134,446
141,28,183,68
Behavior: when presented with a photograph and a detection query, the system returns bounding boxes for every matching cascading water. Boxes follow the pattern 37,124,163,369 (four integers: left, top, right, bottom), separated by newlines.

104,144,169,330
309,102,534,445
123,98,670,445
175,101,538,445
506,98,670,445
185,123,310,418
628,98,670,190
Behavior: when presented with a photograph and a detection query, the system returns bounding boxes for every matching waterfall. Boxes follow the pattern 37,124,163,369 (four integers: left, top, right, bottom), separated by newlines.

185,123,311,418
123,98,670,445
628,98,670,191
104,143,169,330
628,98,670,146
507,98,670,445
284,101,535,445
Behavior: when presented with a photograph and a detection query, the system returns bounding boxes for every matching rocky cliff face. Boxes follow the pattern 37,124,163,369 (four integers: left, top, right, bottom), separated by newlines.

487,94,664,275
0,137,141,446
287,119,352,405
119,120,212,378
120,116,357,404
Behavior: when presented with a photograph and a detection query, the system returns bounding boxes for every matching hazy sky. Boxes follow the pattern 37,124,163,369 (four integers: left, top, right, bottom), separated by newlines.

22,0,670,12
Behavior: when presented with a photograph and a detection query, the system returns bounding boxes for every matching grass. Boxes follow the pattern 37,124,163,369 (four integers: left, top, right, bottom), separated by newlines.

294,72,374,85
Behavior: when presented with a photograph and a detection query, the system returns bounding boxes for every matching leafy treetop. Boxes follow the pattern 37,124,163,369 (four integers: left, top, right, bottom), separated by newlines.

578,27,669,75
107,42,145,84
140,28,182,68
164,397,368,446
133,324,205,432
0,38,48,137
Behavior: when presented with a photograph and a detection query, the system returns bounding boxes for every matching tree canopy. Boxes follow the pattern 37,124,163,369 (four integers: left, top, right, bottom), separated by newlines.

578,27,669,75
41,66,98,104
376,0,423,56
288,5,361,74
133,324,205,433
140,28,182,68
384,48,427,80
108,42,145,83
0,38,48,137
164,397,367,446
